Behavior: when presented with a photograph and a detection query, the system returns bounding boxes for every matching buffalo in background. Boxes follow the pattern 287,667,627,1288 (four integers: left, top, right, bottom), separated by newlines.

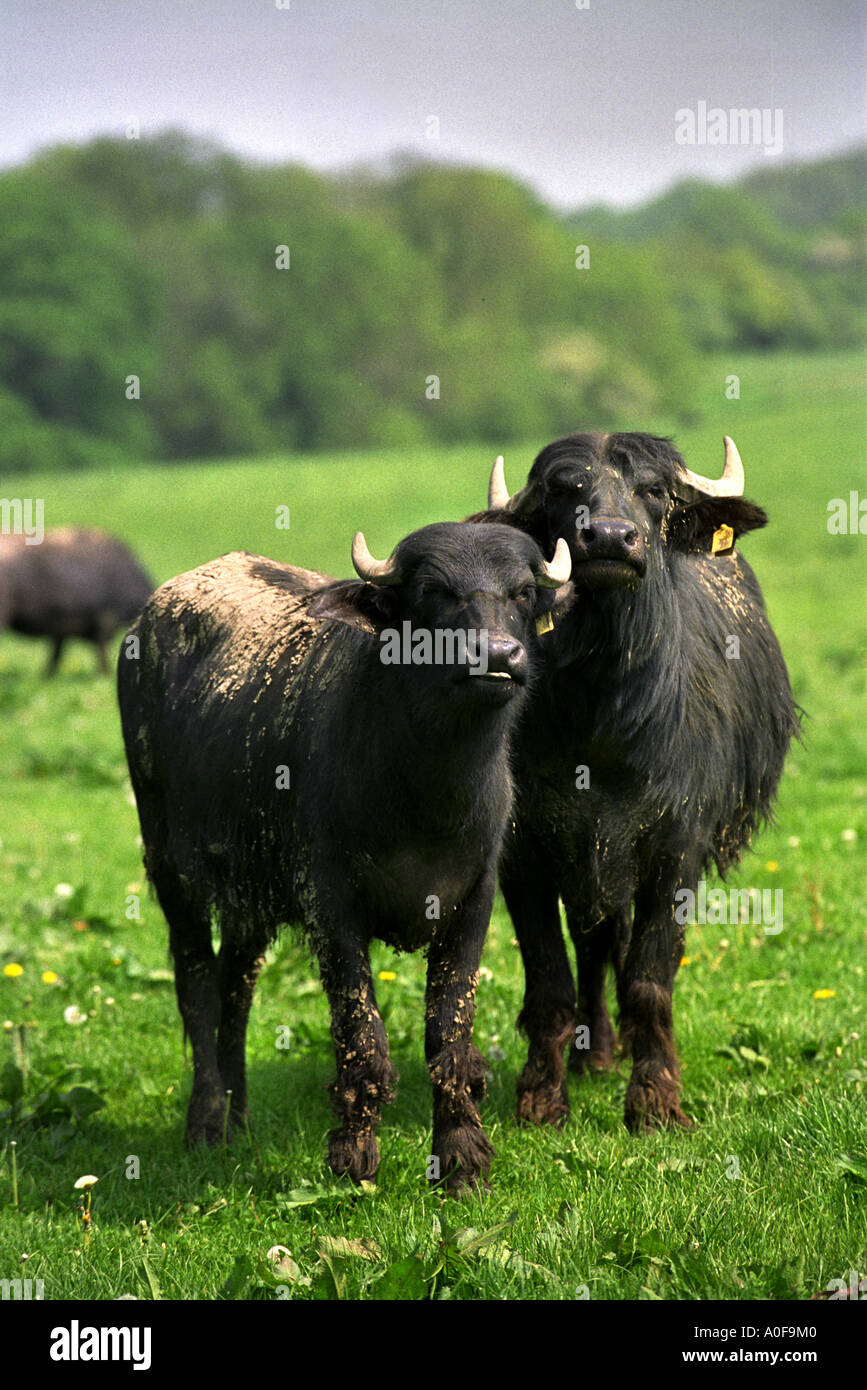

0,527,154,675
472,433,798,1132
118,522,571,1192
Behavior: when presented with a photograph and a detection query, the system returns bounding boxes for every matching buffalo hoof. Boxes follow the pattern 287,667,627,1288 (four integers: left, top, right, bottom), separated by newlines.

568,1029,617,1076
624,1077,692,1133
328,1127,380,1184
185,1091,233,1148
516,1081,569,1127
432,1124,494,1196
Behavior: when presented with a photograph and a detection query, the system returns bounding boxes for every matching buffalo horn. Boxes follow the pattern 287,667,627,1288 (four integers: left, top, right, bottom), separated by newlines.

351,532,403,585
537,537,572,588
675,436,745,499
488,455,513,510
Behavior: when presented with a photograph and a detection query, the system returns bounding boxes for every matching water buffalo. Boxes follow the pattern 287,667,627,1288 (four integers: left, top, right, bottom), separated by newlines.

0,527,154,675
473,433,798,1131
117,522,571,1192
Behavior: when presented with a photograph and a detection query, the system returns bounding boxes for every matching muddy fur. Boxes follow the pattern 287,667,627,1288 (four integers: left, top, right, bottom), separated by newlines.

118,523,563,1192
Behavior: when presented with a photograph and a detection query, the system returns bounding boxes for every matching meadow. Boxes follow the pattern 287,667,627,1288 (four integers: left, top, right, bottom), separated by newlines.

0,351,864,1301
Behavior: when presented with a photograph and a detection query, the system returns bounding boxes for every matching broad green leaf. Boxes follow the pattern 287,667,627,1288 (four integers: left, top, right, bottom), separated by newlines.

372,1255,430,1301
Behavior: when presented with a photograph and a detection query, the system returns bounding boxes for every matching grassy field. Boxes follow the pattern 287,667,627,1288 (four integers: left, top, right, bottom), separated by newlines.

0,350,864,1301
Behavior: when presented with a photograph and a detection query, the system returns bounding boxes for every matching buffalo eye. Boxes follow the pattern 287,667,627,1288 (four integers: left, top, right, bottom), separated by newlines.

419,580,453,600
547,476,577,498
640,484,667,504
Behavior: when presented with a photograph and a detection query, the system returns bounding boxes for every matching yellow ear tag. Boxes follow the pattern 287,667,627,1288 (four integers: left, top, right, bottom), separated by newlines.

711,524,734,554
536,611,555,636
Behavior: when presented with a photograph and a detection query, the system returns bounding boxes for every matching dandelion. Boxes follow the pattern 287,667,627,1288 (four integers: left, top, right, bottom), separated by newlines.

842,829,856,842
719,938,730,949
787,836,801,848
75,1175,98,1247
3,1020,13,1031
54,883,74,898
64,1005,87,1025
3,963,24,978
41,971,59,985
680,955,692,966
813,989,836,1000
479,966,494,982
377,971,397,981
765,860,779,873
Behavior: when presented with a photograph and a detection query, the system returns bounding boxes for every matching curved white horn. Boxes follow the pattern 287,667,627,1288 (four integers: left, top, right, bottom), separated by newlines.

351,531,402,585
676,436,745,499
537,537,572,589
488,455,512,510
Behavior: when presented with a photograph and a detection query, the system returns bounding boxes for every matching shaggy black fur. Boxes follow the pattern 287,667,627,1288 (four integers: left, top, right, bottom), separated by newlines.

469,432,799,1130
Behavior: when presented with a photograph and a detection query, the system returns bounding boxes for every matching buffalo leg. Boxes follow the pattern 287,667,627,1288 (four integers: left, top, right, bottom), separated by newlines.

93,610,116,674
216,929,267,1130
567,913,621,1075
154,874,226,1145
503,857,575,1125
316,929,395,1184
425,871,495,1194
617,877,691,1131
45,636,65,677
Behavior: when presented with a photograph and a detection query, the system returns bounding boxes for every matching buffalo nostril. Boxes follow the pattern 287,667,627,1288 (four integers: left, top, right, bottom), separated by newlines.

485,638,526,680
584,519,640,552
507,643,526,676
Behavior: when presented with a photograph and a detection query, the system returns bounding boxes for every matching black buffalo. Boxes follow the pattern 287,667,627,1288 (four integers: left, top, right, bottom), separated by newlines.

472,433,798,1131
0,527,154,675
117,522,571,1192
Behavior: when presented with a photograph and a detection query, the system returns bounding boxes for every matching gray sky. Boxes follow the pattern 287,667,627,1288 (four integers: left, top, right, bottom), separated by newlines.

2,0,864,208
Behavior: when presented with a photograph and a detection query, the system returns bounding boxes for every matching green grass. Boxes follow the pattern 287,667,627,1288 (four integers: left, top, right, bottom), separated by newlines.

0,350,865,1300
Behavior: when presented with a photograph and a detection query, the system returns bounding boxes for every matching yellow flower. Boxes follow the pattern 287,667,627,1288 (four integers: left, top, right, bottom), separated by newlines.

74,1175,99,1190
680,956,692,966
378,971,397,981
42,971,59,985
3,963,24,978
765,860,779,872
812,989,835,1000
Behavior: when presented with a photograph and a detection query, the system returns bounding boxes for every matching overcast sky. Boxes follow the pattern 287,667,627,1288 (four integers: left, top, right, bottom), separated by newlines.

2,0,864,208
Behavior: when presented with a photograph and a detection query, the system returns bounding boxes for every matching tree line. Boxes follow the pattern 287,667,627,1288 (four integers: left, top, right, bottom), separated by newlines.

0,133,863,471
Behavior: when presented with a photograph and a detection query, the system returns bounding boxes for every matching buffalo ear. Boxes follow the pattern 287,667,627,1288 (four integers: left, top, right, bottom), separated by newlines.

667,497,768,554
533,579,575,628
309,580,400,634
